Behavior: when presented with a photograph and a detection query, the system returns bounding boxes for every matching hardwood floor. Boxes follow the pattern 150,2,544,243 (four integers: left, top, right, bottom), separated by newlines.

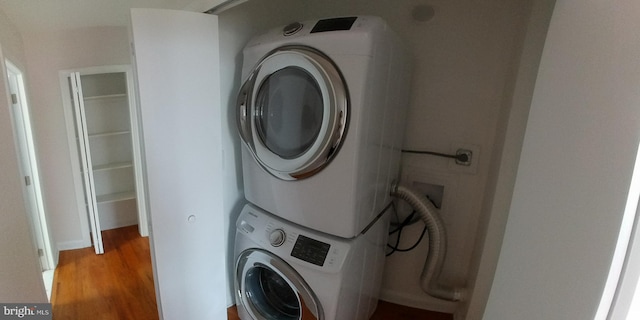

53,226,452,319
51,225,158,320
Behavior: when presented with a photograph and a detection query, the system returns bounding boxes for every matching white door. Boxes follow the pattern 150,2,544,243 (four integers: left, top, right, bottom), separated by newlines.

130,8,227,320
6,60,54,270
68,72,104,254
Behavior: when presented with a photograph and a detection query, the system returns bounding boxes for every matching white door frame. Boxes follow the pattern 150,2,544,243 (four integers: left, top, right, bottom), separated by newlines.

597,144,640,319
5,59,55,270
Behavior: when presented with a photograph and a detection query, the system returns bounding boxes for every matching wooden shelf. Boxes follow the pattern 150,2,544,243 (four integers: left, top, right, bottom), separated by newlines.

83,93,127,101
93,161,133,172
97,191,136,204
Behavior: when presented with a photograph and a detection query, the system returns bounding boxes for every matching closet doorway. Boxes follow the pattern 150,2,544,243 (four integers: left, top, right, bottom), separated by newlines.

60,65,148,254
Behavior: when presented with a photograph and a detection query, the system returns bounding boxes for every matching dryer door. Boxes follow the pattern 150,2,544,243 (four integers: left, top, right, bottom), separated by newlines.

236,249,323,320
237,46,348,180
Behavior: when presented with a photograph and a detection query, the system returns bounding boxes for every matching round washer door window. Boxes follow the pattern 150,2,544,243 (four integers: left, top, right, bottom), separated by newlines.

237,46,348,180
244,265,300,319
235,249,323,320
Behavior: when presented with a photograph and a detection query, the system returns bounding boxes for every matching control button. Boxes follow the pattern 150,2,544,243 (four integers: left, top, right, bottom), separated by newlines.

283,22,303,36
269,229,286,247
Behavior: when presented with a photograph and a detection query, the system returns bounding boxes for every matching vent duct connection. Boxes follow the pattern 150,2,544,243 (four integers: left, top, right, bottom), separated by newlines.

390,182,465,301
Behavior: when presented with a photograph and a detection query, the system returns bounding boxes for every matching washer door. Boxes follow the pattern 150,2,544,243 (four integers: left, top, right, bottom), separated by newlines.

235,249,323,320
237,46,348,180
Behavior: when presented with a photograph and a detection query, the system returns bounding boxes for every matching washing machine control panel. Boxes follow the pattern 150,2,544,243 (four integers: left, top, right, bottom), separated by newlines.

291,235,331,266
237,204,350,273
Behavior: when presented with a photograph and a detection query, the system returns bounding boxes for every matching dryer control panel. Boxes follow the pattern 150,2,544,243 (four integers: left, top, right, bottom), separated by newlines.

236,203,351,273
310,17,357,33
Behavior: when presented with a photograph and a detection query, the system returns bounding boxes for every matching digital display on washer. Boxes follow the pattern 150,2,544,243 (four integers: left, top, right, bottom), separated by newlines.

310,17,357,33
291,235,331,266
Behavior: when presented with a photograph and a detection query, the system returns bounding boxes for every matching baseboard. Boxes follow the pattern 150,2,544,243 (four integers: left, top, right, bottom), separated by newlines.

57,239,91,251
100,220,138,231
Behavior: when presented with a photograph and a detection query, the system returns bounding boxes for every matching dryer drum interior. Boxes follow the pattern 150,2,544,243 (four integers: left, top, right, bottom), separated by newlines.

237,46,349,180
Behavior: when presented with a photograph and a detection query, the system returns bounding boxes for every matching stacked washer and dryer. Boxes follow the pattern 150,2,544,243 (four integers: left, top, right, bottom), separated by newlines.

234,16,410,320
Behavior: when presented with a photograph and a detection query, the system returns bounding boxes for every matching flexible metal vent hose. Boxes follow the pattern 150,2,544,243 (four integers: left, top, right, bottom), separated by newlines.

390,182,464,301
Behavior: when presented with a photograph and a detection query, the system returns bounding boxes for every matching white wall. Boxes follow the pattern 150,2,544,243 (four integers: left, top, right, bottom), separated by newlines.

0,7,47,303
462,0,556,318
21,26,131,249
483,0,640,318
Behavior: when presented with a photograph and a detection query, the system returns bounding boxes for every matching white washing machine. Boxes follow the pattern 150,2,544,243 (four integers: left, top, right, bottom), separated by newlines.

237,16,410,238
234,203,388,320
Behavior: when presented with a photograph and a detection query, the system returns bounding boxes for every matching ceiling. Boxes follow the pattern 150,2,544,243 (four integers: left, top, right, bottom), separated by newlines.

0,0,220,34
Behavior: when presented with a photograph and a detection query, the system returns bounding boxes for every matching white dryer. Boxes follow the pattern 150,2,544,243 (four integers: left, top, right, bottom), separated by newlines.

237,16,410,238
234,203,388,320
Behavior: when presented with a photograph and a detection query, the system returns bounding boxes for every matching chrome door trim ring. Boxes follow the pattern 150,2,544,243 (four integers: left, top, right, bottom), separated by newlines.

236,45,349,180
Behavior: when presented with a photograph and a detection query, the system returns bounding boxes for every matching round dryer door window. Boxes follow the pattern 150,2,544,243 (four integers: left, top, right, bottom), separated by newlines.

236,249,323,320
255,67,324,159
237,46,349,180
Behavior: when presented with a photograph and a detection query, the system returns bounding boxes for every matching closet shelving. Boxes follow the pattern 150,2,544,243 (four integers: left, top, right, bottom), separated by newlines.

82,73,135,203
62,65,147,254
